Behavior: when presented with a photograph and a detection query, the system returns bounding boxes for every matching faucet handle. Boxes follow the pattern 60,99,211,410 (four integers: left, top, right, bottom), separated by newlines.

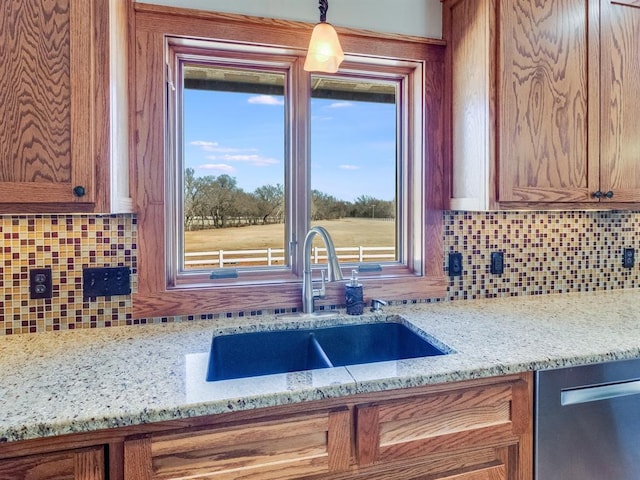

313,269,326,299
370,298,388,312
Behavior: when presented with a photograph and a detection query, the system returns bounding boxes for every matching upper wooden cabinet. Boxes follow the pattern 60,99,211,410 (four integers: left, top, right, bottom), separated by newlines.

444,0,640,209
0,0,132,213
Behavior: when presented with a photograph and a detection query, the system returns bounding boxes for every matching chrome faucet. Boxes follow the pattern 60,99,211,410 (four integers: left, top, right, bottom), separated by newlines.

302,226,344,313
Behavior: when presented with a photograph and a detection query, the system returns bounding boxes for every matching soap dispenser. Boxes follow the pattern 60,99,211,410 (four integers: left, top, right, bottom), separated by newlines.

345,270,364,315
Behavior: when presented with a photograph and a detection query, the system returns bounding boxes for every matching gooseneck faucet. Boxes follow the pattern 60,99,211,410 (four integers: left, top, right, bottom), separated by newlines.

302,226,344,314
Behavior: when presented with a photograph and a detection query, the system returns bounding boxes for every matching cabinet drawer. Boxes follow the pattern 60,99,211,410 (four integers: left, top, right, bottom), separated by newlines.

356,379,528,466
125,408,351,479
0,446,104,480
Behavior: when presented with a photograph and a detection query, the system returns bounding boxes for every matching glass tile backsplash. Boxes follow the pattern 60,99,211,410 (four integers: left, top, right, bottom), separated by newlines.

1,210,639,334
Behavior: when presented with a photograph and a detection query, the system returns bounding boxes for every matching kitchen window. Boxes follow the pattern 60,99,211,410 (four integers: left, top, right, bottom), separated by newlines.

131,4,446,318
168,44,421,285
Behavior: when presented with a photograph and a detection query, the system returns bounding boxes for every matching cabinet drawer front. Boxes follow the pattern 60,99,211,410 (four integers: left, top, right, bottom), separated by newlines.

357,381,525,465
0,446,104,480
126,409,350,480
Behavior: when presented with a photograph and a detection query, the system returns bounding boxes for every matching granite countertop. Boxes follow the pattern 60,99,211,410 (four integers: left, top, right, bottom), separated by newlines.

3,289,640,443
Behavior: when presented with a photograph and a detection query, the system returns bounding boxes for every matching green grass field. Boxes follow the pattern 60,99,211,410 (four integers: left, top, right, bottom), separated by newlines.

184,218,395,252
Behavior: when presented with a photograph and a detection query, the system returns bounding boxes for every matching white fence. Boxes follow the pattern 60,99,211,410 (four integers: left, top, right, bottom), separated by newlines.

185,246,396,268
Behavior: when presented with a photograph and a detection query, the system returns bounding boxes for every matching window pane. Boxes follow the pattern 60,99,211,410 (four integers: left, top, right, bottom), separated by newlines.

310,76,398,266
181,66,286,270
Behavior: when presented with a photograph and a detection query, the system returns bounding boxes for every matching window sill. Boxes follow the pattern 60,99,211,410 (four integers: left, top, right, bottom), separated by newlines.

132,274,447,319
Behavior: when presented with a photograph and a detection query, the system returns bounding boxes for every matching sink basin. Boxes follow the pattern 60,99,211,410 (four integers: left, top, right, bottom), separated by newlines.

206,322,447,381
207,330,333,381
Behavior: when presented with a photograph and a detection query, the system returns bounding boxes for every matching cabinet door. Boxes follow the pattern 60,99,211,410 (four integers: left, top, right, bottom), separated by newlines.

497,0,599,203
599,0,640,201
124,409,351,480
0,446,104,480
0,0,97,209
355,377,531,480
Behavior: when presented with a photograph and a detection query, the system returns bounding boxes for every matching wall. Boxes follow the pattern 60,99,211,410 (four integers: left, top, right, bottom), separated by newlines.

136,0,443,39
3,5,639,335
3,210,640,335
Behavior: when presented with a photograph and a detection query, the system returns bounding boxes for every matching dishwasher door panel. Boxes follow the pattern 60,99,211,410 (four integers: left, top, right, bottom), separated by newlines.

536,359,640,480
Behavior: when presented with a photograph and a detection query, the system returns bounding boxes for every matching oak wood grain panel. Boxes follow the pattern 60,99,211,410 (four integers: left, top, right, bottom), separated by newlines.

124,437,154,480
355,404,380,467
309,449,506,480
379,424,517,463
437,462,506,480
498,0,596,203
423,50,446,279
327,408,352,472
0,446,104,480
379,402,511,446
599,0,640,201
376,384,513,423
0,0,101,207
74,447,105,480
0,0,72,184
148,413,335,479
150,415,329,456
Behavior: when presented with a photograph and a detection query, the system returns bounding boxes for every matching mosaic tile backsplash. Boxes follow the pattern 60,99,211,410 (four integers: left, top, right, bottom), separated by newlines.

0,215,136,334
1,210,640,335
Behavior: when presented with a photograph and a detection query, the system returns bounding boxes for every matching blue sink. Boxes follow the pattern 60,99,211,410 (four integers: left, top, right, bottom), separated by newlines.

207,330,333,381
206,322,447,381
312,322,445,367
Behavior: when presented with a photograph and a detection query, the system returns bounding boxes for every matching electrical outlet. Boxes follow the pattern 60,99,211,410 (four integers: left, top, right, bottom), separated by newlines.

623,248,635,269
29,268,53,299
448,252,463,277
490,251,504,275
83,267,131,298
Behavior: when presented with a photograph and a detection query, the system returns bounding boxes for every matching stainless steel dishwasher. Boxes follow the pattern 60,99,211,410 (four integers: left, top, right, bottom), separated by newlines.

536,358,640,479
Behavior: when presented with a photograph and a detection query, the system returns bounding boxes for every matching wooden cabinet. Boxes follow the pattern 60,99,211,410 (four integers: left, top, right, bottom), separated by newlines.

599,0,640,202
445,0,640,209
0,446,105,480
0,0,132,213
124,409,352,479
353,376,528,479
123,373,531,480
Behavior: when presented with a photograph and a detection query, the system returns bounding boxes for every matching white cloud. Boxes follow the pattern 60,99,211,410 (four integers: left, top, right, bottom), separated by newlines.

206,154,279,167
197,163,236,173
248,95,285,106
339,164,360,171
190,141,258,154
328,101,354,109
190,140,219,151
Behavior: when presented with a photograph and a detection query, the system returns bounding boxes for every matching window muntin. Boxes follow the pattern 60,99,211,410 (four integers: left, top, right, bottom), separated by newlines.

168,43,424,286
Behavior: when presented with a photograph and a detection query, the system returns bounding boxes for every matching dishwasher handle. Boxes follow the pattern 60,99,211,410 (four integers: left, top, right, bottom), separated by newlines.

561,379,640,406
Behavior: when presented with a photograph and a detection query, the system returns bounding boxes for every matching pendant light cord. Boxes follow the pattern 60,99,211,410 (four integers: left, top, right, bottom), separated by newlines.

318,0,328,22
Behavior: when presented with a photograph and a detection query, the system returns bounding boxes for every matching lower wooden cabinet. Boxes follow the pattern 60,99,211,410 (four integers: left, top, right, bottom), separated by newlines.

0,373,530,480
0,446,104,480
122,373,531,480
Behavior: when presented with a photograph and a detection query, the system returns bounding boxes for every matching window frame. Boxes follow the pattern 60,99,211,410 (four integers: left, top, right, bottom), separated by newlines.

169,46,422,286
131,3,447,318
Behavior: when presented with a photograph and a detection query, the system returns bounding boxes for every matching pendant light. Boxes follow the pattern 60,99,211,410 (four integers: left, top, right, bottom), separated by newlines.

304,0,344,73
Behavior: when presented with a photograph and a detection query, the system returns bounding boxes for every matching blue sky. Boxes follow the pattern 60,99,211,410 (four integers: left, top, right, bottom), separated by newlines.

183,89,396,202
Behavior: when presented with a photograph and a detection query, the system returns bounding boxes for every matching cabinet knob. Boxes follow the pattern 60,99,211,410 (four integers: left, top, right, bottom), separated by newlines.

604,190,614,199
593,190,603,199
73,185,86,197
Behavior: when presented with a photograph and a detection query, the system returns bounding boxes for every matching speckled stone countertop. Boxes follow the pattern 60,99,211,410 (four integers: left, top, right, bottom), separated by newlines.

4,289,640,443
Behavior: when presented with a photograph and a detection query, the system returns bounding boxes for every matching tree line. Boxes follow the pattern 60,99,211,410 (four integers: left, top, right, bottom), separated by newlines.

184,168,395,230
